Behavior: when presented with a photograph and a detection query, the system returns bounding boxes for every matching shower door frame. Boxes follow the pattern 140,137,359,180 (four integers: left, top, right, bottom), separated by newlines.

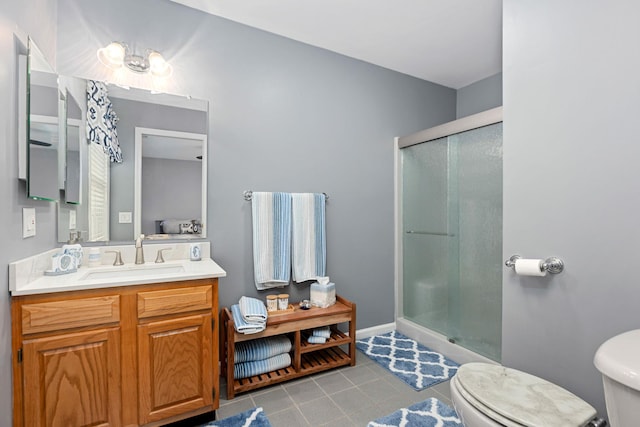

394,106,503,365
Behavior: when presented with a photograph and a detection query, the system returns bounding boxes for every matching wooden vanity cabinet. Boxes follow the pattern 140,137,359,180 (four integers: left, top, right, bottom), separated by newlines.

11,278,219,427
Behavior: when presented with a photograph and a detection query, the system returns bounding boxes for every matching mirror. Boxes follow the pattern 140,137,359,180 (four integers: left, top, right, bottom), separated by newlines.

57,80,208,243
134,128,207,239
64,91,82,204
27,38,65,201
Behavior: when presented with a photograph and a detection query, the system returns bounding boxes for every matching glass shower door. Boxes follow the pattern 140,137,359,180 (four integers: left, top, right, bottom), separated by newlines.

401,122,502,361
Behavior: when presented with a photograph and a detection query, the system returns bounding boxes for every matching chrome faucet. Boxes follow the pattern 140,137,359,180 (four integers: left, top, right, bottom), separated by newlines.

135,234,145,264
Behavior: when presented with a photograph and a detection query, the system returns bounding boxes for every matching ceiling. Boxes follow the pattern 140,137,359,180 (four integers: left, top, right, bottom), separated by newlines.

170,0,502,89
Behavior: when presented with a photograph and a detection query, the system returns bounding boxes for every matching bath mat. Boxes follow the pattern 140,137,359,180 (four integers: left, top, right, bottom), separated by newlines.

356,330,459,390
368,398,461,427
200,407,272,427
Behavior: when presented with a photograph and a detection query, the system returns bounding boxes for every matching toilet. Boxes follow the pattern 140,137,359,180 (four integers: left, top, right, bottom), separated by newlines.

450,363,599,427
594,329,640,427
451,329,640,426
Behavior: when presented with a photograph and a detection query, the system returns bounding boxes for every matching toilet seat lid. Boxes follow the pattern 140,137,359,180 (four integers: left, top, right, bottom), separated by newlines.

456,363,597,427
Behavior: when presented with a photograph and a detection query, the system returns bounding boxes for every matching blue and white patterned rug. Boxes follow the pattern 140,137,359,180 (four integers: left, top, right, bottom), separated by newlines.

201,407,272,427
368,398,462,427
356,331,459,390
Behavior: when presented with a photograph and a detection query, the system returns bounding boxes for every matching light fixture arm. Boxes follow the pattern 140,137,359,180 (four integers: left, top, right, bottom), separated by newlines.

97,41,172,78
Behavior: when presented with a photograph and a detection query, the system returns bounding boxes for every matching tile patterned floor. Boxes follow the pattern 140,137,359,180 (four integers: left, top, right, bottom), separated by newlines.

216,349,453,427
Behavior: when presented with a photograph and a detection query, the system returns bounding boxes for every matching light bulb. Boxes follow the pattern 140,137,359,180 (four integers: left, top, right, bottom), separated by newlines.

148,51,172,78
106,42,125,62
97,42,125,69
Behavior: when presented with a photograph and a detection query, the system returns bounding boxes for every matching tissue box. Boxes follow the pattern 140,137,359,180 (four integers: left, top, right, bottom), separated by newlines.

310,281,336,308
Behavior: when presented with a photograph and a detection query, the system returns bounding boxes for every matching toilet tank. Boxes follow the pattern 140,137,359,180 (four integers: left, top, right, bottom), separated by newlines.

594,329,640,427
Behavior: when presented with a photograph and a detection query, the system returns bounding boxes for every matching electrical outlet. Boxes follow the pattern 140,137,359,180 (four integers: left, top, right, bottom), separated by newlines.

23,208,36,238
119,211,132,224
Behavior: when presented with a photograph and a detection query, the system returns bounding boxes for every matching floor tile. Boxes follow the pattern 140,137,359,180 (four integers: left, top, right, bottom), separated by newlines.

267,406,311,427
298,396,346,425
313,371,354,395
251,386,295,414
283,378,327,404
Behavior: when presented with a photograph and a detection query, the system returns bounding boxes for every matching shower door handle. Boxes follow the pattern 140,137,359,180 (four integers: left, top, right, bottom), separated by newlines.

405,230,455,237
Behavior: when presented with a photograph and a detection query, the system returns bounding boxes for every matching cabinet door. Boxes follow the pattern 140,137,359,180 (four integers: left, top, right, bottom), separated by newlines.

23,328,122,427
137,314,213,425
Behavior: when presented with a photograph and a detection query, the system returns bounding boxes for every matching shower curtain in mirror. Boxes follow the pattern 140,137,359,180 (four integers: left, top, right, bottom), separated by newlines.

86,80,122,163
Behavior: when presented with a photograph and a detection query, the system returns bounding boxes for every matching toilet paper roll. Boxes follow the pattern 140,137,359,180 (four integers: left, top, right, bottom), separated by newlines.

514,259,547,276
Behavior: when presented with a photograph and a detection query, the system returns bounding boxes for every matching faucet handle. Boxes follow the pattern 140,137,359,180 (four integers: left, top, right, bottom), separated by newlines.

105,250,124,266
155,248,171,264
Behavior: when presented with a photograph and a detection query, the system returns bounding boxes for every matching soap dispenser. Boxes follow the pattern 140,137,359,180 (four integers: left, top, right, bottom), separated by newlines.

135,234,145,264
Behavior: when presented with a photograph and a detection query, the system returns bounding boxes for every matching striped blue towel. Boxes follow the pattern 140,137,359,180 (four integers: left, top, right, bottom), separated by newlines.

234,336,292,363
231,304,266,334
292,193,326,282
239,296,268,323
234,353,292,379
312,326,331,338
252,192,293,290
307,336,327,344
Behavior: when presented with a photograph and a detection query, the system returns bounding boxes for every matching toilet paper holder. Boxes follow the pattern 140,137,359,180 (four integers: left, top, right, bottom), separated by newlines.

505,255,564,274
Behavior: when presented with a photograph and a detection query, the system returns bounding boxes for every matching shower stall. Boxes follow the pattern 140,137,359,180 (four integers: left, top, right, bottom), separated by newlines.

395,107,503,363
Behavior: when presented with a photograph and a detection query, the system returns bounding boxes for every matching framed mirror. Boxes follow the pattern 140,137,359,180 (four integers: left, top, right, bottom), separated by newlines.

26,38,65,201
57,79,208,243
134,128,207,239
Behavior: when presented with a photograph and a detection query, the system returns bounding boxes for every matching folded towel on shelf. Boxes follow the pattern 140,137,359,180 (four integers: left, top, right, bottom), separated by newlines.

307,335,327,344
231,304,266,334
252,192,293,290
234,353,292,379
234,336,292,363
239,296,268,324
292,193,326,282
312,326,331,338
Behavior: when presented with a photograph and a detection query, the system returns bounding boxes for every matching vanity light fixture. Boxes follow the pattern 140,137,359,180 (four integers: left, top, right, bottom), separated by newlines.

97,42,173,78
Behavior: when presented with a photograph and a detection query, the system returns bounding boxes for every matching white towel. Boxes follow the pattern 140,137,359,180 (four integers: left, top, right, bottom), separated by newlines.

251,192,292,290
312,326,331,338
231,304,266,334
291,193,326,282
239,296,268,324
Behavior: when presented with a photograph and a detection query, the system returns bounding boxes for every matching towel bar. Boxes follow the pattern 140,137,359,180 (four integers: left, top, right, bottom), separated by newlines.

243,190,329,201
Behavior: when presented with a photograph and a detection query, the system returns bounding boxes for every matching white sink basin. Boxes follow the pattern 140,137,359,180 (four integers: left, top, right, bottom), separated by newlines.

80,264,185,281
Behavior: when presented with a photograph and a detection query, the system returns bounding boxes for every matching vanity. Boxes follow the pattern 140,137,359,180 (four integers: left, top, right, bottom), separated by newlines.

9,243,226,427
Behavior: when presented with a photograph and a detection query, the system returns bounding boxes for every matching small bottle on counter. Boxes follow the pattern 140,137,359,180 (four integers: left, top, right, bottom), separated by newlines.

87,247,101,267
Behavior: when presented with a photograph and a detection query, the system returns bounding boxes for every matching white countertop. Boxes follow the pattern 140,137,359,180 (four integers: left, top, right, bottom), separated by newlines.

9,242,227,296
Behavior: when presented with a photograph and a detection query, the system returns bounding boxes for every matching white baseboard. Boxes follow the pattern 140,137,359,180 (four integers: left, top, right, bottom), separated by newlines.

355,322,396,340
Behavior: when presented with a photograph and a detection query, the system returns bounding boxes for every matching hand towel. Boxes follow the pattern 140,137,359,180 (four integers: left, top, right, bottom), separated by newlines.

239,296,268,323
307,335,327,344
234,353,292,379
292,193,326,282
234,336,292,363
252,192,292,290
231,304,266,334
312,326,331,338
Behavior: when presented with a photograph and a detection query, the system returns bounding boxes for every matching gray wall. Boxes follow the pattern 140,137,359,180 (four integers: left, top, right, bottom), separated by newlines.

0,1,58,425
56,0,457,328
503,0,640,418
141,157,202,235
456,72,502,118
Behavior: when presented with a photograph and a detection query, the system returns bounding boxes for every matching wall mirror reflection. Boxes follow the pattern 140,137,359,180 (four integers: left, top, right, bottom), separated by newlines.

27,38,64,201
64,91,82,204
134,128,207,239
57,80,208,243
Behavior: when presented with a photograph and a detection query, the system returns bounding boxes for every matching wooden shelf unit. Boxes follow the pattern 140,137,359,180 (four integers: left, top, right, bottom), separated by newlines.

220,295,356,399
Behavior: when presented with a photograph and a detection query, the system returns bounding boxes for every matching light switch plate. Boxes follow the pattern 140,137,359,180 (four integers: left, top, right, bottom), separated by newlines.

119,211,132,224
23,207,36,238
